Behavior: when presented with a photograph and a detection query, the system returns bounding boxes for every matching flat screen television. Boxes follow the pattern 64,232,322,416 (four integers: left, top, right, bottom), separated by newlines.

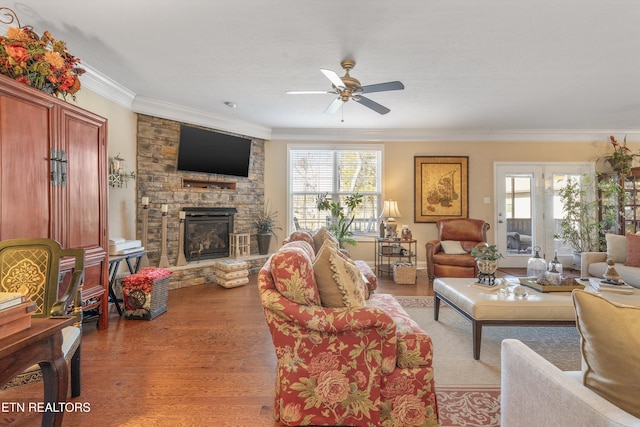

177,125,252,177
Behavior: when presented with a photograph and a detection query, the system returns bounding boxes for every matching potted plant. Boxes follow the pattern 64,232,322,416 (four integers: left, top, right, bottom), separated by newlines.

604,135,640,179
471,244,504,275
253,201,282,255
316,192,363,248
556,174,601,267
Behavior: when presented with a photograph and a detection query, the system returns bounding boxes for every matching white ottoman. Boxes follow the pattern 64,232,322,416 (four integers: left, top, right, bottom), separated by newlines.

434,277,577,359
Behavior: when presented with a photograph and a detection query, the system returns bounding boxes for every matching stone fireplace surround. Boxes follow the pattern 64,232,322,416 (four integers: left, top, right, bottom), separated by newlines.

136,114,269,289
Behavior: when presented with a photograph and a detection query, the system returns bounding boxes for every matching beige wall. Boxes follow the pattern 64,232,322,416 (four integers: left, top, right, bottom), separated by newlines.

71,90,138,241
265,139,630,265
63,86,638,265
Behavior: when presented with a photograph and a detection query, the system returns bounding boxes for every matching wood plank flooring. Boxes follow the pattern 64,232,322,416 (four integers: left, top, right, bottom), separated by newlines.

0,268,434,426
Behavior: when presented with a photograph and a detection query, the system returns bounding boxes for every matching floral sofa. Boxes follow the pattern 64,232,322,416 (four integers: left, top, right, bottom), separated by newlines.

283,229,378,293
258,239,438,426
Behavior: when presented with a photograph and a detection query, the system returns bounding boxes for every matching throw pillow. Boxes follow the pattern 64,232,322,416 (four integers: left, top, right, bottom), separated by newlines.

572,290,640,418
440,240,467,255
605,233,627,264
312,227,338,253
287,231,315,251
270,247,321,306
313,244,366,308
282,240,316,261
625,233,640,267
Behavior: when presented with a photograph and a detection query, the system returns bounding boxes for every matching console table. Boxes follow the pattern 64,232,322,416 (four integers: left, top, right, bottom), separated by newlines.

108,250,147,316
0,317,74,427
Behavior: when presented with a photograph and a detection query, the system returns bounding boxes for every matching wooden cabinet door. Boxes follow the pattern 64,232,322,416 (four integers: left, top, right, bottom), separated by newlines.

0,91,55,240
60,106,109,328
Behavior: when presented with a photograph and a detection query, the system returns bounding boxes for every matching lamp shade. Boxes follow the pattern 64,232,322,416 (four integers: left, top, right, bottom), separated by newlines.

382,200,402,219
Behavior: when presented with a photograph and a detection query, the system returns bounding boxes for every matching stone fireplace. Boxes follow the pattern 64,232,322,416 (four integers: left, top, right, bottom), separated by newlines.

183,207,237,261
136,114,269,288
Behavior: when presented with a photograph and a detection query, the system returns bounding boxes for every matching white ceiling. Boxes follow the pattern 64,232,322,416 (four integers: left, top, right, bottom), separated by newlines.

5,1,640,141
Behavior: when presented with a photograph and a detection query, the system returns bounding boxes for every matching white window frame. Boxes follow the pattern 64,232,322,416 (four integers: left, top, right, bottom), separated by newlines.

287,144,384,237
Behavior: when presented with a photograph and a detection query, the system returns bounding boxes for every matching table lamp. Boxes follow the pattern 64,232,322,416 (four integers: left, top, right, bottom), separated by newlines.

382,200,402,238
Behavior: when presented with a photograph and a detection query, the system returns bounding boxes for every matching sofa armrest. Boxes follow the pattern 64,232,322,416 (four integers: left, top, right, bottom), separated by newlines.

581,252,608,280
261,287,394,332
501,339,640,427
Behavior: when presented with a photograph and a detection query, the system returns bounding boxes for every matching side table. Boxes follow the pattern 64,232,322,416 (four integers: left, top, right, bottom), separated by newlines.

108,250,147,316
374,238,417,279
0,317,74,427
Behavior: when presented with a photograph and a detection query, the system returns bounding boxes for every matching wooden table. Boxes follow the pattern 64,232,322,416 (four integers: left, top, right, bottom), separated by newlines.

0,317,74,427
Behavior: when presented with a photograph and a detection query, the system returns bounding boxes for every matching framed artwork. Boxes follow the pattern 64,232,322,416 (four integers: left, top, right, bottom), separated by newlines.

414,156,469,222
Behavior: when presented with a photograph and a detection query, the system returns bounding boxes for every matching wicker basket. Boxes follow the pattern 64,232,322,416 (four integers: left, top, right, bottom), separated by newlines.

122,267,172,320
393,263,417,285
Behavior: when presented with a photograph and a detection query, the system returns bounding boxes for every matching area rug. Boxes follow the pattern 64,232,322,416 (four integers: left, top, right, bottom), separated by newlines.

395,296,582,386
436,386,500,427
394,296,579,426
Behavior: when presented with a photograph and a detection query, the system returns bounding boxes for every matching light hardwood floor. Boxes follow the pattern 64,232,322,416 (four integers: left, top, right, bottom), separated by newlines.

0,268,434,426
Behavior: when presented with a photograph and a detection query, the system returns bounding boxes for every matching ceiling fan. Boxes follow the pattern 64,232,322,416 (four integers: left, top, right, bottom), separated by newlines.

287,60,404,115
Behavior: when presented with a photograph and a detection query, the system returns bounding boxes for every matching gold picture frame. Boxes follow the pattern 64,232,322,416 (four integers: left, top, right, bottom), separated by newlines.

414,156,469,222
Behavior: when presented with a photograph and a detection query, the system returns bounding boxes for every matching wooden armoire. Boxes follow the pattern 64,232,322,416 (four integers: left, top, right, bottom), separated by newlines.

0,74,109,329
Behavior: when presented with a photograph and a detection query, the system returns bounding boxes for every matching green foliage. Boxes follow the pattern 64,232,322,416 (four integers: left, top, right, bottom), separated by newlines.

316,192,363,248
253,200,282,236
556,175,600,253
470,244,503,261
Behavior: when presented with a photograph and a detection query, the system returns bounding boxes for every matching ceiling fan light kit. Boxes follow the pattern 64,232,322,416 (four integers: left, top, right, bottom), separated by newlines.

288,60,404,115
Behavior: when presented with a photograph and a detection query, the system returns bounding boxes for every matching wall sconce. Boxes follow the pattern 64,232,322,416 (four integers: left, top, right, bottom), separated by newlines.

108,154,136,188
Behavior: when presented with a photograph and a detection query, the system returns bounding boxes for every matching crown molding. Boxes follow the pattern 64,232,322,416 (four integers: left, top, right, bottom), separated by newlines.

131,96,272,140
81,63,136,109
270,127,640,142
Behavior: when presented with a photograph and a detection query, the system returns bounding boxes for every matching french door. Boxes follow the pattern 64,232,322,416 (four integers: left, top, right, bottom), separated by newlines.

495,162,594,268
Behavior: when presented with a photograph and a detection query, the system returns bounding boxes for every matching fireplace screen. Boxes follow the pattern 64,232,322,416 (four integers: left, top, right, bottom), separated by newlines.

183,208,237,261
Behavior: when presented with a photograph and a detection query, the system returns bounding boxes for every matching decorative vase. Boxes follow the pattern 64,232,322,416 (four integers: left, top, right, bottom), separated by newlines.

257,233,272,255
476,259,498,275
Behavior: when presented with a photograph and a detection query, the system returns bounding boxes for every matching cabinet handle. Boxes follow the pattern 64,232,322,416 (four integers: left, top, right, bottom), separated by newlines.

59,151,67,187
49,149,59,185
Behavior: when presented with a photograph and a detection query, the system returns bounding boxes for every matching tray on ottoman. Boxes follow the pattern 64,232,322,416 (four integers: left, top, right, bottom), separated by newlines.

519,278,584,293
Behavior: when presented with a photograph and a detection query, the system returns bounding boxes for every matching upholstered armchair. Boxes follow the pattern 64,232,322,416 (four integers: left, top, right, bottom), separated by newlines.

258,244,438,426
426,218,490,284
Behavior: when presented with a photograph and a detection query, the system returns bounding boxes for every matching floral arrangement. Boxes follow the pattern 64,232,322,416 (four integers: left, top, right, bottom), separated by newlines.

0,13,84,100
606,135,640,178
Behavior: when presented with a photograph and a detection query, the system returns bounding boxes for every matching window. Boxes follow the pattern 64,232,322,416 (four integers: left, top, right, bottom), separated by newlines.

288,145,382,235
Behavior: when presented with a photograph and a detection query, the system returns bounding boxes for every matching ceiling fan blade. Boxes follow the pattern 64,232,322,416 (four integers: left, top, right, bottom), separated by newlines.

320,69,346,90
354,96,390,115
324,97,343,114
286,90,335,95
360,81,405,94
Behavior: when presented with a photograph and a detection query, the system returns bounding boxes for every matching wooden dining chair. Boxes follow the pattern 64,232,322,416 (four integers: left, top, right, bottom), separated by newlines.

0,238,85,397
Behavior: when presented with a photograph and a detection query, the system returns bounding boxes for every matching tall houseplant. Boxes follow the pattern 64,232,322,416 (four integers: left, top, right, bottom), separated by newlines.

556,175,601,258
253,201,281,255
316,192,363,248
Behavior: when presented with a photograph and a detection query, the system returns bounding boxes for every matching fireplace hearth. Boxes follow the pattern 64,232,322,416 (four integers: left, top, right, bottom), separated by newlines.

183,207,237,261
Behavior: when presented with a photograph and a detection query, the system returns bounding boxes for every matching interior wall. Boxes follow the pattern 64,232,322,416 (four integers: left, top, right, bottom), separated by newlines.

265,138,631,266
71,89,138,242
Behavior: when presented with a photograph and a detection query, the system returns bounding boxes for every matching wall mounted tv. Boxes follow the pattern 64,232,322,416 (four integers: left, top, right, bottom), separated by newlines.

177,125,252,177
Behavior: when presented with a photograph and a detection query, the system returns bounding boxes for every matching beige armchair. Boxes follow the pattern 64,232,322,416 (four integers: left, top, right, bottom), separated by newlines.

426,218,490,284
